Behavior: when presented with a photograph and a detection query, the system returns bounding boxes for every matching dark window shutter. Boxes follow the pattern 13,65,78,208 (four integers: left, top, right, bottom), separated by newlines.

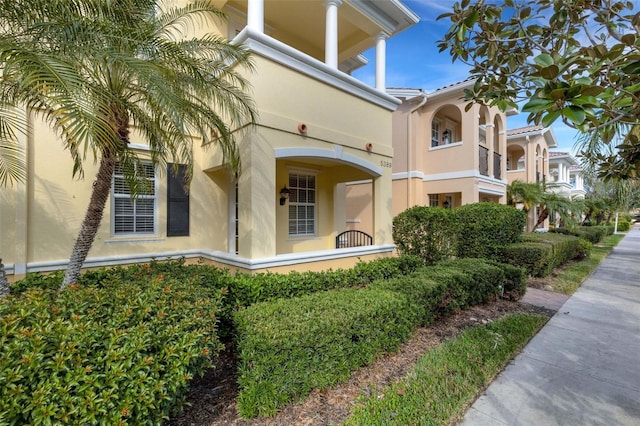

167,164,189,236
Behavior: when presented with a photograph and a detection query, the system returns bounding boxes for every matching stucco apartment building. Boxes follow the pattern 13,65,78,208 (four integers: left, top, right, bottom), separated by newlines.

506,125,585,229
345,79,514,232
0,0,420,280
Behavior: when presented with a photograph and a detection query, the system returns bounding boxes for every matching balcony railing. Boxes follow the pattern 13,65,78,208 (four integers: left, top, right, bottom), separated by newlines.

479,146,489,176
493,152,502,179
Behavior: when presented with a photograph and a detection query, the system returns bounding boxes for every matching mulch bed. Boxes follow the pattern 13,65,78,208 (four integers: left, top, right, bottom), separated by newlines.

168,299,553,426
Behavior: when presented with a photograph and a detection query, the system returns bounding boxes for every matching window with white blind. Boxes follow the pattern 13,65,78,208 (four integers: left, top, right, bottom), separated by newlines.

428,194,439,207
288,173,316,236
112,162,156,235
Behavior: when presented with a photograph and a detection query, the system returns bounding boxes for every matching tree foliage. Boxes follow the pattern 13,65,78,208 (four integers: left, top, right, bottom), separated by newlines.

438,0,640,179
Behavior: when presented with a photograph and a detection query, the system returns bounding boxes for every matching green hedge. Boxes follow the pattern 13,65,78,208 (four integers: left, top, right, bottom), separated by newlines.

13,256,423,338
617,219,631,232
484,260,528,301
234,288,414,418
393,206,458,264
0,278,224,425
523,232,580,266
455,203,526,259
229,255,423,308
501,242,553,277
234,258,511,418
552,226,611,243
502,232,580,277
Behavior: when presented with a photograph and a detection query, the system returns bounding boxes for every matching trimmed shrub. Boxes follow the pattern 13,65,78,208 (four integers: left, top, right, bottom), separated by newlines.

234,258,509,418
0,278,224,425
502,242,553,277
371,259,505,325
485,260,527,300
393,206,458,264
229,255,423,308
551,226,608,244
455,203,526,259
575,238,593,259
234,288,413,418
617,219,631,232
433,258,504,306
523,232,580,268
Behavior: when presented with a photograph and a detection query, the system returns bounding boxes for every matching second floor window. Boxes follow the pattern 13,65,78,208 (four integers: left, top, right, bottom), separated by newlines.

112,162,156,235
431,121,440,147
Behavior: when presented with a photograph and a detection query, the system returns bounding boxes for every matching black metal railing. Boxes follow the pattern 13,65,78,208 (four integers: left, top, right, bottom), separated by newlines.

493,152,502,179
335,230,373,248
479,146,489,176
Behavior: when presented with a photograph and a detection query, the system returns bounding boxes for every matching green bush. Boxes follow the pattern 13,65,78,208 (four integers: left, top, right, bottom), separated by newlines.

485,260,527,300
502,242,553,277
229,255,423,308
234,288,413,418
14,256,422,339
393,206,458,264
455,203,526,259
371,259,505,325
523,232,580,269
617,219,631,232
433,258,504,306
552,226,608,244
0,278,224,425
575,238,593,259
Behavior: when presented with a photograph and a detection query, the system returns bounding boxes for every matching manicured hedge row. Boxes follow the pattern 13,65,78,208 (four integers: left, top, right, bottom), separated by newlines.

0,278,224,425
550,225,612,243
234,258,513,418
502,232,581,277
13,256,423,338
501,242,553,277
229,255,423,307
234,288,413,418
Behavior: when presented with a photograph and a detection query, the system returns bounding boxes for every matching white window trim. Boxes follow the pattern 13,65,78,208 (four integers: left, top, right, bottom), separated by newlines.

428,141,463,151
111,162,158,237
288,172,317,237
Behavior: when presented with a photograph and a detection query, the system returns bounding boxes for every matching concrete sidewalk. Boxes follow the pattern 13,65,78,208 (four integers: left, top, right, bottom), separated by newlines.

461,227,640,426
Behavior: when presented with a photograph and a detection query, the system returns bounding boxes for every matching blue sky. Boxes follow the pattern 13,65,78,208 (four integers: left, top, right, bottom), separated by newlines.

351,0,580,154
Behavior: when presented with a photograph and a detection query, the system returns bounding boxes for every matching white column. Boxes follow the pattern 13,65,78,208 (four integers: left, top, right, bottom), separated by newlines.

247,0,264,33
324,0,342,68
375,33,388,90
557,162,564,182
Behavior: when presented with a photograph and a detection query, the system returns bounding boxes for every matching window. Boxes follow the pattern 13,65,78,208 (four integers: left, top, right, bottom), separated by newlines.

428,194,439,207
167,164,189,237
431,121,440,147
288,173,316,236
112,162,156,235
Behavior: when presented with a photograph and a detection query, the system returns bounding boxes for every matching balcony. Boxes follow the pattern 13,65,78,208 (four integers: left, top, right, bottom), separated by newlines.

479,146,489,176
493,152,502,180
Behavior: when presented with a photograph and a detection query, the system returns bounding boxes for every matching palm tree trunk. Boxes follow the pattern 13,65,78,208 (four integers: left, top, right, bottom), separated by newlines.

0,258,9,299
61,150,116,289
534,207,549,230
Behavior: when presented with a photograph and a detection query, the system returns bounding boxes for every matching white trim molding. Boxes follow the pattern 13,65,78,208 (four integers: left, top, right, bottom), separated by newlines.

478,186,506,196
422,169,478,181
17,245,396,274
392,171,425,180
428,141,463,151
233,28,401,111
275,146,382,176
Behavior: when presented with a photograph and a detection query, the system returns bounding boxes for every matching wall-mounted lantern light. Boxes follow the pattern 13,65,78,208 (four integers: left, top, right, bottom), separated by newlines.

443,200,450,209
279,185,290,206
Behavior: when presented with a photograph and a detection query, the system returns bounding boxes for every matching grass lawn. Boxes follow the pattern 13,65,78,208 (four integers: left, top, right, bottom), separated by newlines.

551,233,626,295
344,313,548,426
